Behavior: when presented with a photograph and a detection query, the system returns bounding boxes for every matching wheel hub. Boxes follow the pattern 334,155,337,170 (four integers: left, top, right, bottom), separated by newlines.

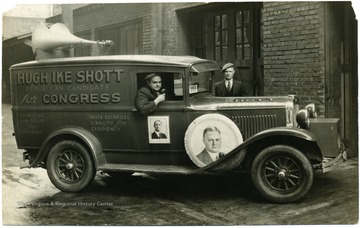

277,169,287,180
262,155,303,192
66,162,74,170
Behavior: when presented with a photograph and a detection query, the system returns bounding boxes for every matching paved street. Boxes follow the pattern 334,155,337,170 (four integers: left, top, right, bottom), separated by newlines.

2,103,358,225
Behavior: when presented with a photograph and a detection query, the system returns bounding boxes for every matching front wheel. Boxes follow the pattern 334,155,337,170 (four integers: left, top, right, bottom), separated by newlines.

46,140,96,192
251,145,313,203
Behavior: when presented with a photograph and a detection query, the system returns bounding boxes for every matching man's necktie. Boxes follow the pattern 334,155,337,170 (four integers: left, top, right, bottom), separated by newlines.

227,81,231,92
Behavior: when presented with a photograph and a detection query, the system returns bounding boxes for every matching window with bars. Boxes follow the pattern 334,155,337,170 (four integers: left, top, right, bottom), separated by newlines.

235,10,251,60
214,14,228,61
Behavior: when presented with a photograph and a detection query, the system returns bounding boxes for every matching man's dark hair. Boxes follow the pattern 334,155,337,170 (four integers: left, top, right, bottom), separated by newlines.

145,73,161,82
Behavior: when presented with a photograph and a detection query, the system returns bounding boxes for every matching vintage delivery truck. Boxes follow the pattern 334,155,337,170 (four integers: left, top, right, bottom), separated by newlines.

10,54,346,203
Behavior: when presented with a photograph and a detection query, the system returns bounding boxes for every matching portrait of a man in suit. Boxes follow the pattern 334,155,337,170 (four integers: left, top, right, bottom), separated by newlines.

196,126,225,165
151,119,167,139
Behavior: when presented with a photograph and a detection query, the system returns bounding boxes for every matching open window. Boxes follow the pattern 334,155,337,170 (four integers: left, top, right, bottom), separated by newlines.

136,72,184,101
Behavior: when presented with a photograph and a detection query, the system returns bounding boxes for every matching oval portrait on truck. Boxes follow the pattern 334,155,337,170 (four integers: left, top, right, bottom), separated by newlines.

184,114,243,167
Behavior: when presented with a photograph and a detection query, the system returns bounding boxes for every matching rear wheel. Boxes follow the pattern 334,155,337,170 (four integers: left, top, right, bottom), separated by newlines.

251,145,313,203
47,140,96,192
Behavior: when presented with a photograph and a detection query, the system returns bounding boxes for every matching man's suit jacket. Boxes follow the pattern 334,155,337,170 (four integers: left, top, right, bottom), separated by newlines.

196,149,226,166
135,86,158,115
196,149,214,165
214,80,247,97
151,131,167,139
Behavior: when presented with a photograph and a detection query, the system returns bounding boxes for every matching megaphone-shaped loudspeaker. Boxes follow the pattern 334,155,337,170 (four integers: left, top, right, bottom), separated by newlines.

31,21,110,54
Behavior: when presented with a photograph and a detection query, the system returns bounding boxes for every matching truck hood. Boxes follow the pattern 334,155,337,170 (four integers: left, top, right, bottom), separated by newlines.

188,93,296,110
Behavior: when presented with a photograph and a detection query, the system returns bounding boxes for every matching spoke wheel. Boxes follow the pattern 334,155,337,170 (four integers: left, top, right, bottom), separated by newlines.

55,149,85,183
47,140,95,192
251,145,313,203
263,155,302,192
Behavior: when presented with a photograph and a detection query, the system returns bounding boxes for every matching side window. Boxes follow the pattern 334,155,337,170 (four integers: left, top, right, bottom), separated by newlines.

136,72,184,101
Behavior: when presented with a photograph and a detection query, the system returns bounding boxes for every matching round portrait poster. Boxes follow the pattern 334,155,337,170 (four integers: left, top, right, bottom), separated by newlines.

184,113,243,167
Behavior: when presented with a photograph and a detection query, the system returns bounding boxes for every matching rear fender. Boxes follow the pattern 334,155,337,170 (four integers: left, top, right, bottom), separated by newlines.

30,126,105,169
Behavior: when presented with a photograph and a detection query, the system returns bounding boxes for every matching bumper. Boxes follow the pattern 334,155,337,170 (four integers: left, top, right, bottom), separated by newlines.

319,149,347,173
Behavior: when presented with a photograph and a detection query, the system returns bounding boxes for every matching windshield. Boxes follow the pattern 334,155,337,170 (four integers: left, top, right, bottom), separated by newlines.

189,71,214,96
188,61,221,97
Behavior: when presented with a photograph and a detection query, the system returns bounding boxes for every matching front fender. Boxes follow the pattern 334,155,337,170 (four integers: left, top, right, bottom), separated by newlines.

244,127,317,145
197,127,321,173
30,126,105,169
243,127,323,163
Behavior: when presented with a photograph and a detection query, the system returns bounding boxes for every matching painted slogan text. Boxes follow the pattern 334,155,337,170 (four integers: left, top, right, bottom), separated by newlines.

17,69,123,105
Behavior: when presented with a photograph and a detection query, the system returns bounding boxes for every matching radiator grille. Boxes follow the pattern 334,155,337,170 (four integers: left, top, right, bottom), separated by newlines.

231,115,277,139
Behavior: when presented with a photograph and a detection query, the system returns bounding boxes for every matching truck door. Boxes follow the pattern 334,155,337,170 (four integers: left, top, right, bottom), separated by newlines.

130,68,192,166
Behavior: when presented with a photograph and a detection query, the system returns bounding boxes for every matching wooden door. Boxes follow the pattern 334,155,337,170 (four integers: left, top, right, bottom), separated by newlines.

96,21,142,55
189,3,263,96
124,23,143,54
131,68,190,165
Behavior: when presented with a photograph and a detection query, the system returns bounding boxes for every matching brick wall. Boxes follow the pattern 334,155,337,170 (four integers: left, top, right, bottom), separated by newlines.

262,2,326,115
72,3,191,55
73,4,151,50
143,6,153,54
143,3,202,55
162,3,180,55
48,3,203,55
161,3,202,55
74,4,149,32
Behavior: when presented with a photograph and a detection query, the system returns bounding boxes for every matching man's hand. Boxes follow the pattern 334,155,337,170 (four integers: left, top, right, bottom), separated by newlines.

154,93,165,105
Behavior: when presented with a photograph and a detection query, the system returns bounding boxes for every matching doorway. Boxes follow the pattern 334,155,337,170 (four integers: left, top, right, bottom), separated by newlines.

325,2,358,157
183,2,263,96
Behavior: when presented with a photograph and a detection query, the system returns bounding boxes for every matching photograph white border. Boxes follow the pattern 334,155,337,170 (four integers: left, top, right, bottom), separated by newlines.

148,116,170,144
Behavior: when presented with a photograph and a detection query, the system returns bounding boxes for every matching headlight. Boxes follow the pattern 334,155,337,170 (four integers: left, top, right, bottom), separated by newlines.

285,100,294,127
285,96,299,127
305,103,317,118
296,108,310,129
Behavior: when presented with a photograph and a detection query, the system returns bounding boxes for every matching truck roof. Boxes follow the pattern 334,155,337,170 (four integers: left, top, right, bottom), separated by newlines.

10,55,217,69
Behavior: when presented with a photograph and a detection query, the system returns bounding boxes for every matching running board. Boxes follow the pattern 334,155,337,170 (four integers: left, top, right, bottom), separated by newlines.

98,164,199,175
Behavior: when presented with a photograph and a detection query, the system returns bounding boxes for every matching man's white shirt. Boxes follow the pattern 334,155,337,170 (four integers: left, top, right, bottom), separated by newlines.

206,150,219,161
225,79,233,90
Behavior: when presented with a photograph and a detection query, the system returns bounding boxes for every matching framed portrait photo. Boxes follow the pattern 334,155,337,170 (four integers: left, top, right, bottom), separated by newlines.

148,116,170,144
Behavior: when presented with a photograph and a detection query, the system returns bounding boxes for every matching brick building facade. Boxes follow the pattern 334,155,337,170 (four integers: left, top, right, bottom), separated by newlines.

262,2,326,113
